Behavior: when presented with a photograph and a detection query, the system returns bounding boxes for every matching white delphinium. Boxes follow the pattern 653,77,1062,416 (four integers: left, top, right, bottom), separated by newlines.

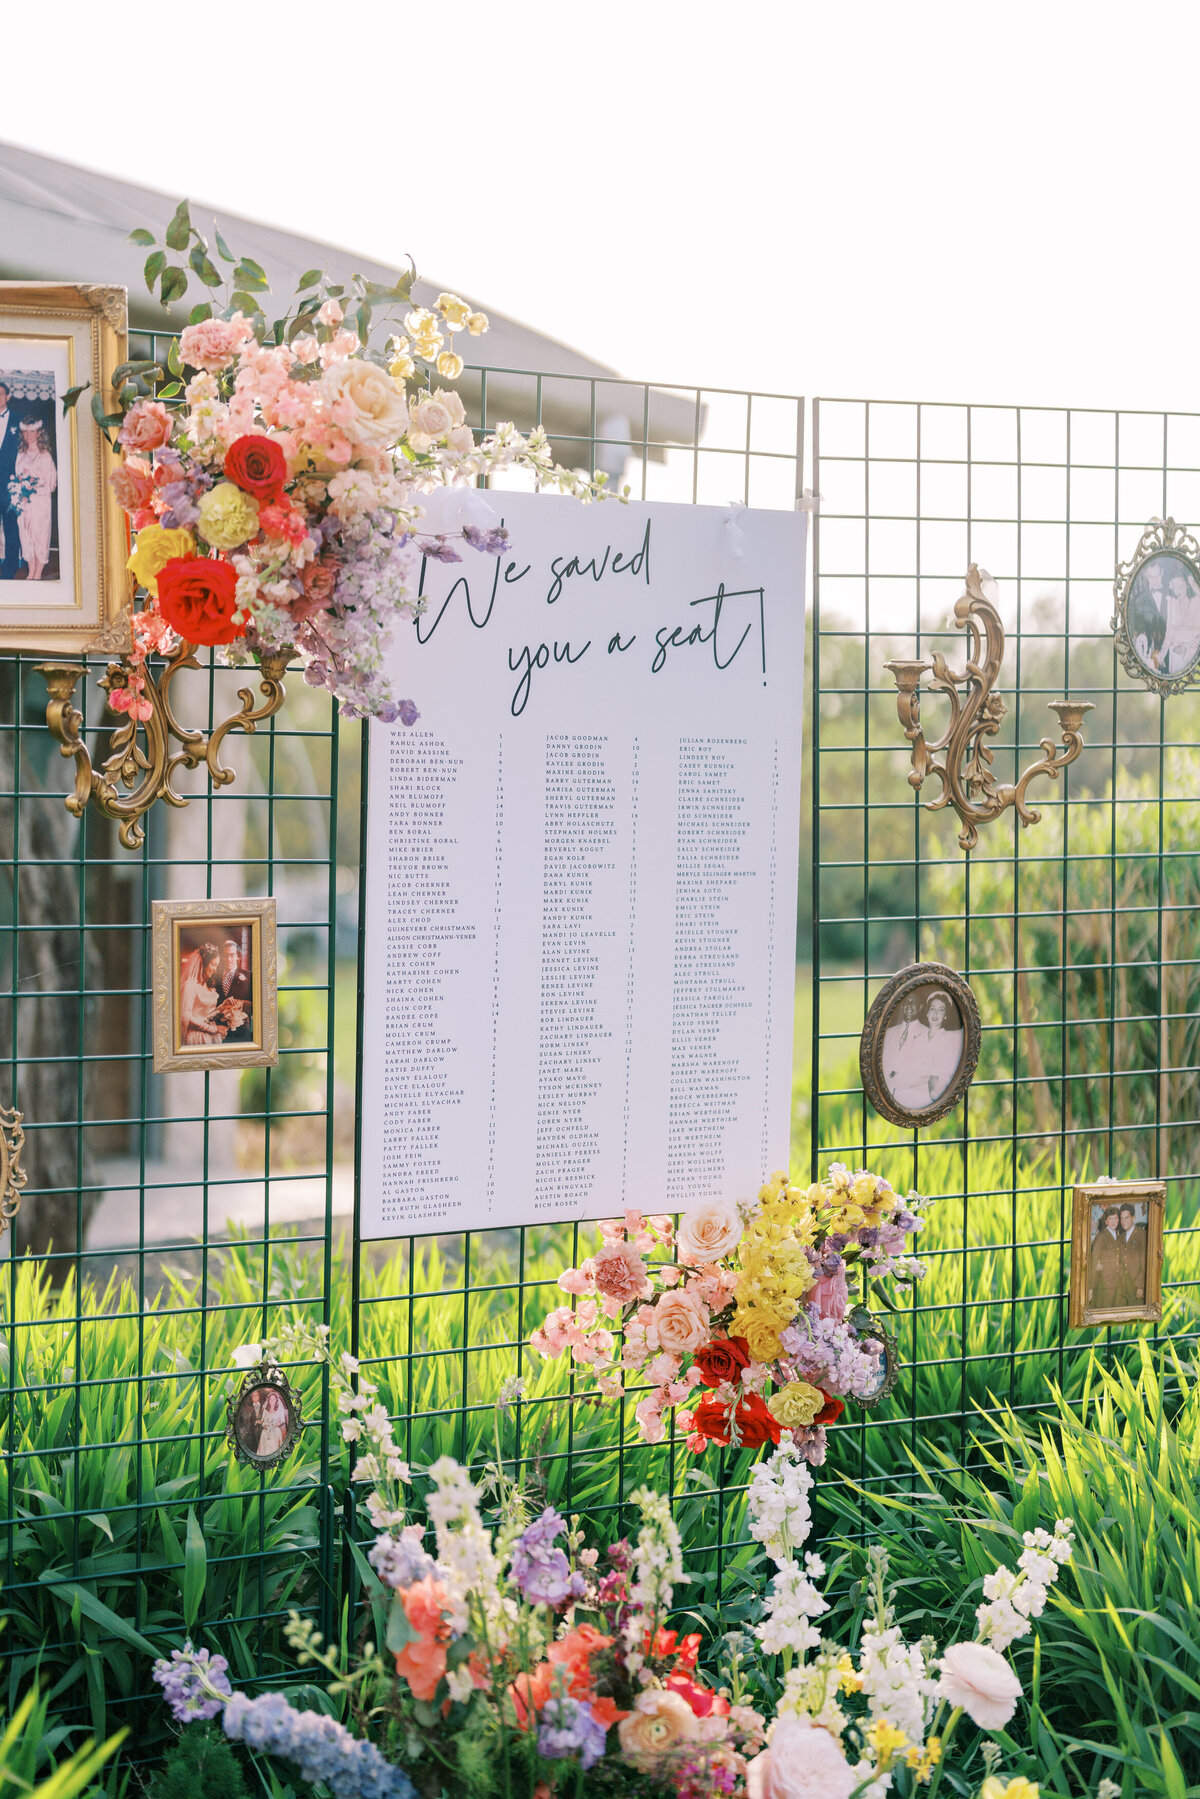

976,1518,1074,1650
426,1457,507,1640
623,1486,683,1653
746,1440,814,1568
756,1551,830,1656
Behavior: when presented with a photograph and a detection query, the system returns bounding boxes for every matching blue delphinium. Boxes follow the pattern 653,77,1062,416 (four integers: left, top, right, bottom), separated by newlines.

510,1507,586,1608
151,1642,233,1722
223,1693,415,1799
536,1696,608,1771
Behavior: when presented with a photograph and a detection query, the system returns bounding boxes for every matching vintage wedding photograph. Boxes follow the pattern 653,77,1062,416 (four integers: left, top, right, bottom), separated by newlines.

1069,1180,1165,1327
1126,549,1200,682
226,1370,301,1470
151,897,278,1073
0,368,59,582
859,962,981,1127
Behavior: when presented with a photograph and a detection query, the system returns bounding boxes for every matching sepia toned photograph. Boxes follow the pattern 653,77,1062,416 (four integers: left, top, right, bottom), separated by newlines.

860,962,981,1128
226,1368,301,1471
1127,551,1200,681
1069,1180,1165,1328
151,897,278,1073
0,370,60,582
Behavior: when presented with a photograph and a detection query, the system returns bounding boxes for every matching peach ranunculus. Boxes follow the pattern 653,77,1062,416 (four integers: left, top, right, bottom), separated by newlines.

936,1641,1022,1730
745,1715,857,1799
321,359,410,449
117,401,174,453
592,1240,650,1304
407,388,467,451
109,458,156,513
652,1288,710,1356
178,313,255,374
676,1199,743,1267
617,1689,701,1770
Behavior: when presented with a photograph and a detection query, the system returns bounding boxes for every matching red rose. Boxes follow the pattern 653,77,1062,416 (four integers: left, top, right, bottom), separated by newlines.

155,556,244,646
223,434,287,503
691,1391,781,1450
692,1335,752,1390
814,1393,844,1426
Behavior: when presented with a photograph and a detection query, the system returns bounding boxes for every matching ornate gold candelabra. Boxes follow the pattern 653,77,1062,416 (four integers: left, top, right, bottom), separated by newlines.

885,564,1093,852
0,1104,25,1239
37,641,292,850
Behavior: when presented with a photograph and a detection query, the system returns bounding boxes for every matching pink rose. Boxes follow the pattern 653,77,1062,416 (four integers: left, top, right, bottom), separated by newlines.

746,1716,856,1799
178,313,255,375
593,1240,650,1304
109,458,156,513
653,1289,710,1356
118,401,173,453
809,1268,849,1321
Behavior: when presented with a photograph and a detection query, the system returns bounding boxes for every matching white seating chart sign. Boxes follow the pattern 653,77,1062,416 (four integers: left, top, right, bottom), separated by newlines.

359,491,805,1238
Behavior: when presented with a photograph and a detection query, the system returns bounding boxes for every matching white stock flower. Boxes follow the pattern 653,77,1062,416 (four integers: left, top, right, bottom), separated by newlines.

747,1441,814,1568
755,1553,829,1657
232,1344,262,1369
858,1621,932,1744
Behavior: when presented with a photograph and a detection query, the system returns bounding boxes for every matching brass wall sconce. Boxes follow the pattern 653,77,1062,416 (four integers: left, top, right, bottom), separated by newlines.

0,1104,26,1238
36,643,292,851
885,564,1093,852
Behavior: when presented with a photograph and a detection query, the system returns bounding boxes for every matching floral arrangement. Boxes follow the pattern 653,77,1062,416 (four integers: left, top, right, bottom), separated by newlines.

152,1325,1072,1799
530,1166,931,1458
94,201,618,723
7,471,39,511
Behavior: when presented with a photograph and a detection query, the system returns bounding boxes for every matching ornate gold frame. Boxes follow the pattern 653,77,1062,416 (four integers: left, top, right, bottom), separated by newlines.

1111,517,1200,697
151,897,278,1074
225,1361,303,1471
859,961,981,1129
0,1104,26,1238
1069,1179,1164,1329
847,1305,899,1410
0,283,129,652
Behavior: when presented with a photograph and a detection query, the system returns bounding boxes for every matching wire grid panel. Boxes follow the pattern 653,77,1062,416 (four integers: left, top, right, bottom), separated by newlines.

811,397,1200,1501
0,337,342,1734
349,368,807,1585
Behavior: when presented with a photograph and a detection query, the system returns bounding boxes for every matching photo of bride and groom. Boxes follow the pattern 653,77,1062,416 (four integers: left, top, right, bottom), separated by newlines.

178,927,255,1051
153,898,277,1074
0,371,60,585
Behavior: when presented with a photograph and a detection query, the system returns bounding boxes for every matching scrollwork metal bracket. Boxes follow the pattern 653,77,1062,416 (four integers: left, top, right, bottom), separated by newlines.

36,642,292,850
885,564,1093,852
0,1105,26,1238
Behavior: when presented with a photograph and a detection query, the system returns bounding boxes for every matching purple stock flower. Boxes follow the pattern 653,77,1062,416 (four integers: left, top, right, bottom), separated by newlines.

223,1692,415,1799
152,1641,233,1722
461,523,509,556
536,1696,609,1770
415,536,462,564
158,482,201,527
510,1506,586,1607
368,1525,439,1591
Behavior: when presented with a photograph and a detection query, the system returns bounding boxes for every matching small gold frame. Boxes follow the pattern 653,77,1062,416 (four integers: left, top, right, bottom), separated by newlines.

1069,1179,1165,1329
226,1361,303,1471
848,1307,899,1410
0,1104,26,1237
859,962,982,1129
151,897,278,1073
1112,517,1200,697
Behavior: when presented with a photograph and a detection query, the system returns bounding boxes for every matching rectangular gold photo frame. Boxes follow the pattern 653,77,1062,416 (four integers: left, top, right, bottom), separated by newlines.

1069,1179,1165,1329
152,898,279,1074
0,281,129,652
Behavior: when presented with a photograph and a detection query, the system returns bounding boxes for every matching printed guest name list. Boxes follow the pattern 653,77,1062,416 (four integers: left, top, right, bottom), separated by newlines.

359,491,805,1238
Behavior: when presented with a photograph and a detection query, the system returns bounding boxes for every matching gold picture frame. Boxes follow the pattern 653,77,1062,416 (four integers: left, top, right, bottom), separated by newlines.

859,962,982,1129
225,1361,303,1471
1068,1179,1165,1329
0,283,130,652
1112,518,1200,698
151,897,278,1074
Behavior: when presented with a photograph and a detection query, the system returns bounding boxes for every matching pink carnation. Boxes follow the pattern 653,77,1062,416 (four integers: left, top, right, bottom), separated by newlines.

178,313,255,374
118,401,173,453
593,1240,649,1304
557,1263,595,1297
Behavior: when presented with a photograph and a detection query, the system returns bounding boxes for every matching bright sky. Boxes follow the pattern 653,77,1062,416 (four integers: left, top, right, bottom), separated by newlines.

6,1,1198,414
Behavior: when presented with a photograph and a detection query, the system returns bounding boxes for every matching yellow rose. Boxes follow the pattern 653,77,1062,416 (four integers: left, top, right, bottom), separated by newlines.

436,350,465,381
196,482,260,552
414,331,443,360
766,1380,825,1428
435,292,472,331
127,524,196,597
466,310,489,335
736,1310,786,1365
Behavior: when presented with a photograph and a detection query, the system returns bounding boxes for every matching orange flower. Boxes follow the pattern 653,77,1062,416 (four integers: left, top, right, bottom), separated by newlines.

588,1692,631,1728
510,1662,554,1729
394,1637,446,1702
401,1576,450,1640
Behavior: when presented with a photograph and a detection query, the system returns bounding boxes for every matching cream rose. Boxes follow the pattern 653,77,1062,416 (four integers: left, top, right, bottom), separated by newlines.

936,1641,1023,1730
407,388,467,449
617,1690,700,1770
676,1198,743,1266
321,360,410,448
746,1716,856,1799
652,1289,710,1356
197,482,260,551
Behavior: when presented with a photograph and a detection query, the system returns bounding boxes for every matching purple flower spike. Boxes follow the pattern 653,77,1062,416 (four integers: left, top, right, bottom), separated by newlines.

151,1641,233,1722
537,1696,609,1770
461,524,509,556
415,536,462,564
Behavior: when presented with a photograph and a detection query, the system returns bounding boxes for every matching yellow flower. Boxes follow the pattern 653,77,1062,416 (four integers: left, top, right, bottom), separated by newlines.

825,1204,866,1234
736,1310,785,1366
980,1781,1038,1799
127,524,196,596
766,1381,826,1429
436,350,464,380
197,482,260,552
851,1173,880,1209
435,293,472,331
414,332,444,362
466,310,489,335
836,1653,863,1694
907,1737,942,1784
404,307,437,338
866,1718,908,1768
388,337,416,381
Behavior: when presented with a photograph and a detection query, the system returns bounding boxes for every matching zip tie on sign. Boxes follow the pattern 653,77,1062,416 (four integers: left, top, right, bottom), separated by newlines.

797,489,822,513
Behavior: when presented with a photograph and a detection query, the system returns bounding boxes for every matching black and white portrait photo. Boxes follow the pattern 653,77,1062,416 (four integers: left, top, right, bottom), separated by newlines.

0,369,59,584
1127,551,1200,681
860,962,981,1127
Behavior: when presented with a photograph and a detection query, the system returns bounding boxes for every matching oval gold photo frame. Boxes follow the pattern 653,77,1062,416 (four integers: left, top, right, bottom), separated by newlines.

847,1308,899,1411
225,1361,303,1472
1112,517,1200,698
859,962,981,1129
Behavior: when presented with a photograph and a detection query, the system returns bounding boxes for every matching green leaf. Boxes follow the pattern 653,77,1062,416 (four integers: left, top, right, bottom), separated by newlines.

144,249,166,293
89,393,118,440
167,338,184,377
158,381,182,399
112,359,165,386
296,268,323,291
230,290,265,317
127,227,156,247
164,199,192,252
232,258,268,292
189,244,223,288
41,1576,159,1659
183,1506,207,1627
60,382,90,414
188,301,213,326
214,228,235,262
355,300,372,345
159,265,188,308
